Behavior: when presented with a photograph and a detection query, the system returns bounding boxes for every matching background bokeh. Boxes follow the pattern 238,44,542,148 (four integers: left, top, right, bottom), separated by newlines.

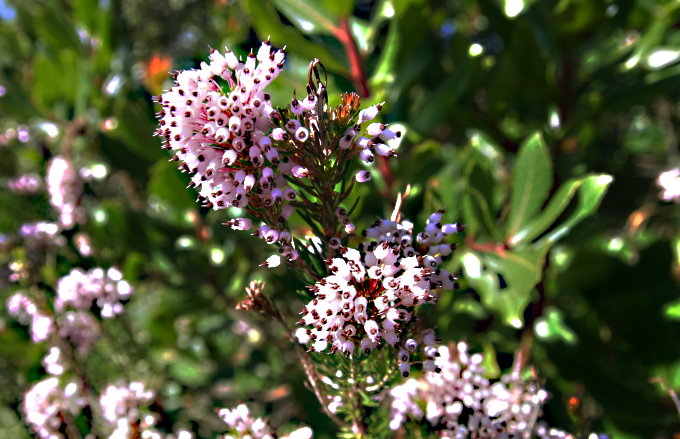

0,0,679,437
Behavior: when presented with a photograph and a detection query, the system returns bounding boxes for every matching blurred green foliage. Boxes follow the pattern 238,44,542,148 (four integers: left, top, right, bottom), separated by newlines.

0,0,679,437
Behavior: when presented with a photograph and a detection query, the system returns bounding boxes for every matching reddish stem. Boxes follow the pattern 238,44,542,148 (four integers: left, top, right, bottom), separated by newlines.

466,237,508,256
334,17,370,98
335,16,396,200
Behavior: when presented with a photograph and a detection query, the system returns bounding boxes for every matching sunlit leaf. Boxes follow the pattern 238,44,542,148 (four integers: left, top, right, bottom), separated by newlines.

540,174,613,245
242,0,349,75
505,132,552,240
273,0,338,35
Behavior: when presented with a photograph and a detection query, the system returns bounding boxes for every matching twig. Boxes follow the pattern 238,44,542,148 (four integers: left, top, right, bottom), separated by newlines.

270,304,347,428
60,117,88,158
465,237,508,256
348,353,367,437
334,17,369,98
651,377,680,417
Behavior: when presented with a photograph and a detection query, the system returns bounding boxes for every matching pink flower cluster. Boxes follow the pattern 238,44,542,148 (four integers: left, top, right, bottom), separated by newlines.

7,292,54,343
394,329,446,378
55,267,133,318
22,378,86,439
223,219,300,264
100,382,159,437
6,173,42,194
294,213,459,354
657,167,680,203
389,342,572,439
218,404,312,439
0,124,30,146
46,156,84,229
156,42,287,211
279,92,401,184
19,222,65,248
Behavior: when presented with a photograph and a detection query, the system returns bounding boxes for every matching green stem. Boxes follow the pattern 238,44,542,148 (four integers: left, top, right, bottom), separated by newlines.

348,354,367,438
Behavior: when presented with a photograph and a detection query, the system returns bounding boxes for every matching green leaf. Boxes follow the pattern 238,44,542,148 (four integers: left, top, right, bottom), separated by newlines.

272,0,338,35
540,174,613,246
243,0,349,76
369,18,400,94
484,246,548,328
509,176,582,246
534,307,577,344
27,3,82,53
462,187,499,240
321,0,355,18
148,159,195,211
505,132,553,239
169,357,213,387
510,173,614,246
460,251,501,313
663,298,680,320
111,99,165,162
481,342,501,379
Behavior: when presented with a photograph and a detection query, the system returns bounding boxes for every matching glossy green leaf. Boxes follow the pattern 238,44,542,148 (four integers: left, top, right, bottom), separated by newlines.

540,174,613,245
273,0,338,35
321,0,355,17
148,160,195,212
462,187,498,239
243,0,349,75
28,3,82,52
509,176,582,246
481,342,501,379
484,246,548,328
111,99,165,162
461,251,500,309
169,357,213,387
369,18,400,94
664,298,680,320
505,132,553,240
534,307,577,344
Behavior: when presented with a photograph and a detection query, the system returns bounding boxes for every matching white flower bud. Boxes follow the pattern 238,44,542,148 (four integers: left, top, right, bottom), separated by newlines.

295,127,309,142
292,166,308,178
271,127,287,140
358,104,382,122
355,170,371,183
263,255,281,268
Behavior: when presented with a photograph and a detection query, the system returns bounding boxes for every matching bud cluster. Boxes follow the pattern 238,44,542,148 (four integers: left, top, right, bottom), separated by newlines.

100,382,157,437
46,156,85,229
155,41,287,211
6,173,42,194
55,267,133,318
218,404,313,439
389,342,572,438
22,378,86,439
8,268,135,437
294,213,459,355
18,222,65,248
7,292,55,343
275,89,401,185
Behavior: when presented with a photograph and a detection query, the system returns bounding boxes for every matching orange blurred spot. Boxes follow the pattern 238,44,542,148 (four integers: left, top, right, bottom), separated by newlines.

146,54,172,78
567,396,580,411
264,385,291,401
628,209,647,233
143,54,173,95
